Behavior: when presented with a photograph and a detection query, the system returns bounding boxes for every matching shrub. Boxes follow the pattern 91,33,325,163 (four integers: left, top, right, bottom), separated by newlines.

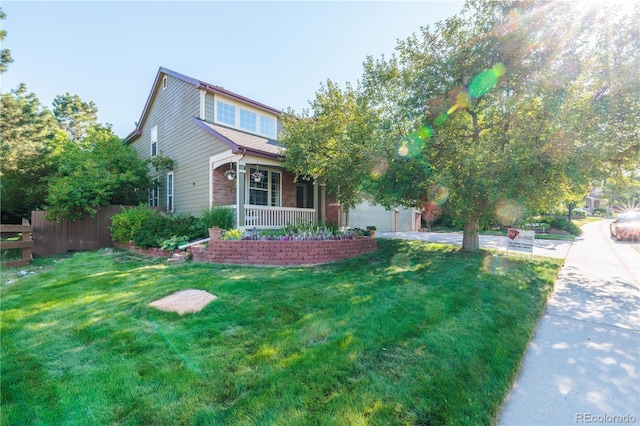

201,205,235,230
111,206,206,249
110,205,159,245
220,229,244,240
159,235,190,250
594,208,608,217
539,216,582,236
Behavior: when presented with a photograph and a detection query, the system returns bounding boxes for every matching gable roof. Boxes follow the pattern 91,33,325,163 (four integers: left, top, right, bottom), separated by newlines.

124,67,282,143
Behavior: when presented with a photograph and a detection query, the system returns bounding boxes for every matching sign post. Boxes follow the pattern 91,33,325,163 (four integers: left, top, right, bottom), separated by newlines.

506,228,535,260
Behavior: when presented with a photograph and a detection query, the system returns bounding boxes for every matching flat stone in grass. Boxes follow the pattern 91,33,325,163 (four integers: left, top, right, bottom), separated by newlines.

149,289,217,315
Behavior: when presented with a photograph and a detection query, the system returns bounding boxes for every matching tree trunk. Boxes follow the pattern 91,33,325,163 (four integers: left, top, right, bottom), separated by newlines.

462,218,480,252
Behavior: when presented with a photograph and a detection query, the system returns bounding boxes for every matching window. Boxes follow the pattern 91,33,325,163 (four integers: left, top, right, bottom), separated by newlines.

167,172,174,212
271,171,281,207
260,116,276,138
162,76,167,90
248,168,280,206
149,185,159,207
216,101,235,126
240,109,257,132
150,125,158,157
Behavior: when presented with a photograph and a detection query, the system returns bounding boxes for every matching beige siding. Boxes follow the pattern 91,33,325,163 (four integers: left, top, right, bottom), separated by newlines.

205,93,215,123
130,74,230,216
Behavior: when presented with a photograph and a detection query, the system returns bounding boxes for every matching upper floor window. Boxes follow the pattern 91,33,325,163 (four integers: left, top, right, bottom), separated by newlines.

162,76,168,90
213,97,278,139
240,109,257,132
260,116,276,138
151,125,158,157
216,101,235,126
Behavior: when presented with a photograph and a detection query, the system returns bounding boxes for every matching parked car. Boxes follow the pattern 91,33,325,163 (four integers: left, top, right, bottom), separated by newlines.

609,211,640,241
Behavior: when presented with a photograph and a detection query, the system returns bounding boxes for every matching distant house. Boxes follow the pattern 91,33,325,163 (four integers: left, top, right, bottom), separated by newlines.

126,67,419,231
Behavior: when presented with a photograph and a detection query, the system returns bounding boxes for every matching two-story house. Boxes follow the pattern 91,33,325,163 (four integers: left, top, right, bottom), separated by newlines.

126,67,420,232
125,67,328,230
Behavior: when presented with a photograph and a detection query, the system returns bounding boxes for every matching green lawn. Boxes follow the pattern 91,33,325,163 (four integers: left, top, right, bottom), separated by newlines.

1,240,562,425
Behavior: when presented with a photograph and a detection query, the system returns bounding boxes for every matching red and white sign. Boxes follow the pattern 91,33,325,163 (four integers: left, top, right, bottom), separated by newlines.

506,228,535,258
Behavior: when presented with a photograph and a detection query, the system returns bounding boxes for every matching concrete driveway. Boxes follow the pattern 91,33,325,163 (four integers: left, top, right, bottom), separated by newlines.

377,230,573,259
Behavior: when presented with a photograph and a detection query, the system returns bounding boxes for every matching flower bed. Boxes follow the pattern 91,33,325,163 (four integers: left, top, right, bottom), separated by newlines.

187,238,377,266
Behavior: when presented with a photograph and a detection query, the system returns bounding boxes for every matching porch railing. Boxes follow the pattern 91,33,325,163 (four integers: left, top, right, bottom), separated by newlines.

226,205,316,229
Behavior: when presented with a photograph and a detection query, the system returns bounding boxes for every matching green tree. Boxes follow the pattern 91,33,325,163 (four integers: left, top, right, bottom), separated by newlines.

52,93,99,142
0,8,13,74
362,0,633,251
44,125,151,221
0,84,59,221
280,80,380,211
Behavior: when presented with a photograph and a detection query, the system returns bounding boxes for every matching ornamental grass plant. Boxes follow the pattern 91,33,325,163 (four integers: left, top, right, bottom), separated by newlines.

1,240,562,425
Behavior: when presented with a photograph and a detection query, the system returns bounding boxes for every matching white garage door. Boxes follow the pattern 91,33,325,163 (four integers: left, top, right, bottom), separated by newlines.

348,202,417,232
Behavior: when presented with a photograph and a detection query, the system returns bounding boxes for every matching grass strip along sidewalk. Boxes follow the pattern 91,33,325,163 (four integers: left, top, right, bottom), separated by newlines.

1,239,562,425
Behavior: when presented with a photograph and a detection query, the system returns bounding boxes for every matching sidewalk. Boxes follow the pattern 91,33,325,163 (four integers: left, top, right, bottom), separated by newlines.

499,221,640,425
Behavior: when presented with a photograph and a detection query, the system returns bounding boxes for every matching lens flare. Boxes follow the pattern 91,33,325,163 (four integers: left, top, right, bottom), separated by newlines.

435,112,449,126
482,254,510,275
397,132,425,158
419,126,433,139
468,63,505,98
495,199,524,226
456,91,471,108
370,158,389,179
429,184,449,205
390,253,412,270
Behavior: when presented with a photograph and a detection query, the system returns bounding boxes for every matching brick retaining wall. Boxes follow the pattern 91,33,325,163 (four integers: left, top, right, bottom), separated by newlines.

188,238,377,266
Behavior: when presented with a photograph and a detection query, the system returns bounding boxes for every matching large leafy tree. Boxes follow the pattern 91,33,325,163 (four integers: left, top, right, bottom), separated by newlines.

52,92,99,142
0,7,13,74
361,0,636,251
280,80,380,210
0,84,59,221
44,125,151,221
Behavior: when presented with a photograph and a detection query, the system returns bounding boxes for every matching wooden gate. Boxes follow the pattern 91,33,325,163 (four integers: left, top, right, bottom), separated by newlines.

0,220,33,267
31,205,129,257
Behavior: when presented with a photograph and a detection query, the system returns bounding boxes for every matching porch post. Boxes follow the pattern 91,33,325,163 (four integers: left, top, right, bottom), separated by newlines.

235,160,240,229
313,181,320,224
320,184,326,225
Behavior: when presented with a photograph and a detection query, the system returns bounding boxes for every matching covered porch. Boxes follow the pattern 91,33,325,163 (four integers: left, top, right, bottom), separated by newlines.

210,151,325,230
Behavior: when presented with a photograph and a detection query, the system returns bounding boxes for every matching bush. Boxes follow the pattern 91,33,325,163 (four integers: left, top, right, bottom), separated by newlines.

110,206,207,249
159,235,190,250
110,205,159,245
201,205,235,230
220,229,244,240
593,208,608,217
539,216,582,236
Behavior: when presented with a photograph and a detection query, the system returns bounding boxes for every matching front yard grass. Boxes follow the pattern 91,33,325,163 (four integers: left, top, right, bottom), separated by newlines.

1,239,562,425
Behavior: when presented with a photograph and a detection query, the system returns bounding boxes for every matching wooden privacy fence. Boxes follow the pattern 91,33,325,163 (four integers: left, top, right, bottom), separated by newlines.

0,220,33,268
31,205,131,257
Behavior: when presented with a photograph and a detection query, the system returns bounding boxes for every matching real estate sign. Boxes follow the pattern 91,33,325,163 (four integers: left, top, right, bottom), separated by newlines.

506,228,535,259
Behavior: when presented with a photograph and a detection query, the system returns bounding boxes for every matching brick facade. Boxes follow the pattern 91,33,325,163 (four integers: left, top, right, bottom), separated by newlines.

281,169,297,208
212,166,236,205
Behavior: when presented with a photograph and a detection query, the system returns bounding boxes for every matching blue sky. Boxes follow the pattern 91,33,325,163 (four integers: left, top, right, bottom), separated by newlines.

1,1,463,138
